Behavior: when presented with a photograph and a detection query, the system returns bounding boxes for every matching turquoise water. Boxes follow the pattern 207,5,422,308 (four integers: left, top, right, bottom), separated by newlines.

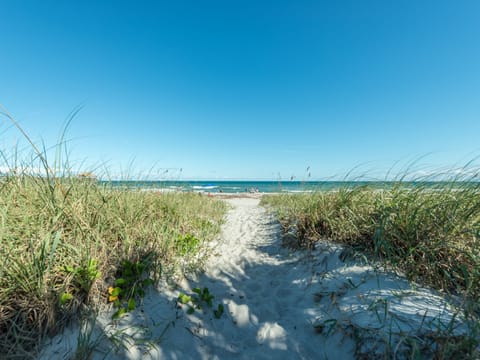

109,180,325,193
104,180,464,193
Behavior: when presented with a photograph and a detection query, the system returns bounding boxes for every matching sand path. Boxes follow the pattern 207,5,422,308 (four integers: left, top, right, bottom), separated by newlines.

162,197,350,359
41,197,468,359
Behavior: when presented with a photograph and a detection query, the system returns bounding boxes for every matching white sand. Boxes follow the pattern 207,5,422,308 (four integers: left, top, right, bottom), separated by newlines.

40,197,470,359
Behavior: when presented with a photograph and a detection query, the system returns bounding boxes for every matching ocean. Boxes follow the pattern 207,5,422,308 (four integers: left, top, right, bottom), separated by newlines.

103,180,455,194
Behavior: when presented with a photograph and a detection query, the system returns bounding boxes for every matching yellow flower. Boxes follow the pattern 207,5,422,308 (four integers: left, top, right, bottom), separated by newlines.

108,287,114,295
109,295,118,302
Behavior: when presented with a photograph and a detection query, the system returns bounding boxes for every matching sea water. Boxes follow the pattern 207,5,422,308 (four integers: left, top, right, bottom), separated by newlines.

104,180,445,194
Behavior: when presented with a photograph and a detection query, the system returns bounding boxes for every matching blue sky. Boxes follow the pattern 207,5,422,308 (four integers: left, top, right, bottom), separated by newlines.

1,0,479,180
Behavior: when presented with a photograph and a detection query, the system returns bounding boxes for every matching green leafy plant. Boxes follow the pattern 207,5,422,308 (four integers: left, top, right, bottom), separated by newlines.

192,287,214,307
175,233,201,256
177,287,224,319
109,257,154,319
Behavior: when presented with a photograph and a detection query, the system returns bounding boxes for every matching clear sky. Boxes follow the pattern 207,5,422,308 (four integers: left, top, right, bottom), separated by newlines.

1,0,479,180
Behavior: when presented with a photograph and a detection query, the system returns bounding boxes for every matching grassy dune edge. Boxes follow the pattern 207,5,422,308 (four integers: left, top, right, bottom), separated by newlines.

0,175,227,358
262,181,480,357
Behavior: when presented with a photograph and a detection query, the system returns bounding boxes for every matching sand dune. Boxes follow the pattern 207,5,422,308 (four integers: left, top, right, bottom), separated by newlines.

41,197,468,359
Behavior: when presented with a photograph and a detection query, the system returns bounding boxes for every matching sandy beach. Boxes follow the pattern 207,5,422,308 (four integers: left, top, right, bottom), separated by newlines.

40,197,469,359
5,2,479,357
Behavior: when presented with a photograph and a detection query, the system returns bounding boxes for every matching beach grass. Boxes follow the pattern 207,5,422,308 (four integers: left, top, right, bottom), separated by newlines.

262,180,480,296
262,177,480,357
0,172,227,358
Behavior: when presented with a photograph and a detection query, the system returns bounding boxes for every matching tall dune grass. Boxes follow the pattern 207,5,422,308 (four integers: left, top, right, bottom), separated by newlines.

0,110,227,358
262,179,480,297
262,176,480,357
0,173,227,358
